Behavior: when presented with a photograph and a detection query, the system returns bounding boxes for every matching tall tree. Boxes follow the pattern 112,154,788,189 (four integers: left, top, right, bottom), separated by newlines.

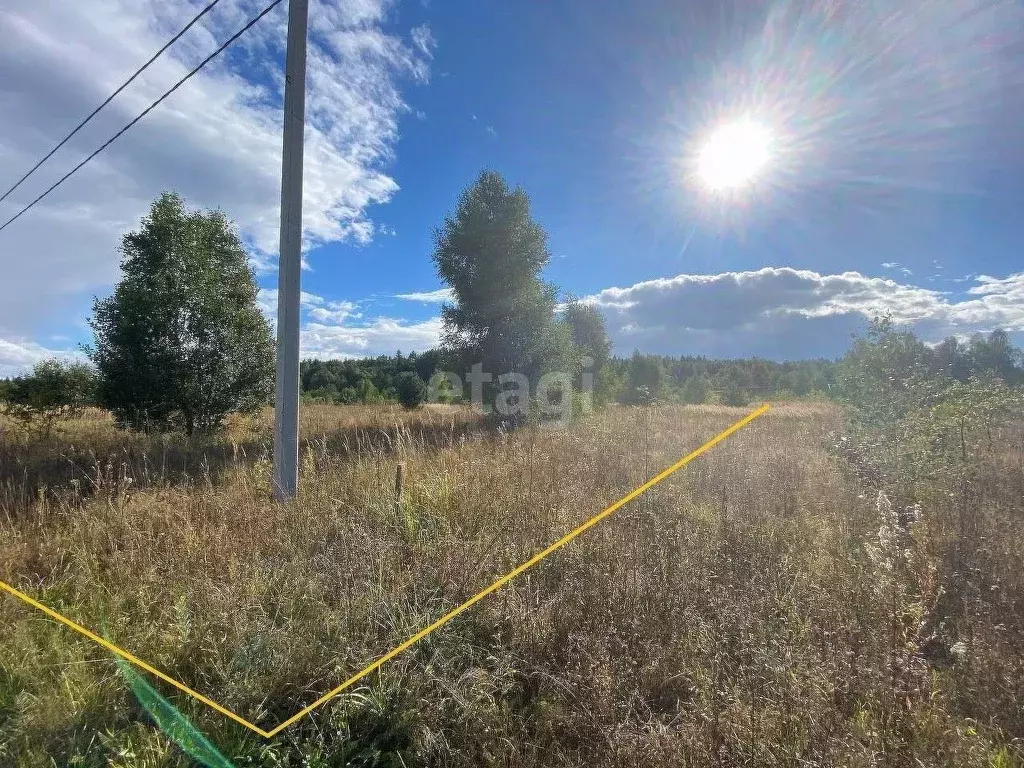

561,298,613,405
561,299,611,365
87,193,274,434
433,171,569,398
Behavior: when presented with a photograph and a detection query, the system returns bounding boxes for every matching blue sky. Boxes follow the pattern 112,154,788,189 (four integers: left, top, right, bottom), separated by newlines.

1,0,1022,373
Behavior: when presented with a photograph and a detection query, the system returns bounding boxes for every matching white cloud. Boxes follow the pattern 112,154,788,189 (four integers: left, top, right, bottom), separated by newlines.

585,268,1024,359
257,288,316,316
0,0,431,340
0,338,84,378
301,316,442,358
395,287,452,303
308,302,360,324
410,24,436,58
255,287,439,360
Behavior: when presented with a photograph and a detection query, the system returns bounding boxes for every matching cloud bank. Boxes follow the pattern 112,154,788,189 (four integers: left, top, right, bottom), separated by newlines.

585,268,1024,359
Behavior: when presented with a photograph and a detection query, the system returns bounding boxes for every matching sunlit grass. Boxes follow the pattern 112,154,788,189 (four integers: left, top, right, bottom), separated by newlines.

1,402,1021,766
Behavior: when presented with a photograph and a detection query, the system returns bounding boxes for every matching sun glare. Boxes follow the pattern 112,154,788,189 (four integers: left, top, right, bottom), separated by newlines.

696,119,772,191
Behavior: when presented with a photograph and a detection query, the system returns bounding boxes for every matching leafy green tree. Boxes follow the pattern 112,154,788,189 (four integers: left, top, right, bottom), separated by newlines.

1,359,97,437
967,329,1022,384
432,171,570,406
931,336,972,382
835,316,937,435
395,371,427,409
625,352,663,405
561,298,613,405
561,300,611,364
87,193,273,434
357,378,384,403
679,375,710,404
720,381,749,407
909,376,1023,470
830,317,1024,490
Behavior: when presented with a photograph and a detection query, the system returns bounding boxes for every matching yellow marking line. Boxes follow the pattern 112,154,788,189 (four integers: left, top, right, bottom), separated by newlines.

1,403,769,738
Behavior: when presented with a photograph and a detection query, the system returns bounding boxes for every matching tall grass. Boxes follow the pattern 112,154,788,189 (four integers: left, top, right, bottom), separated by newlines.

1,402,1021,766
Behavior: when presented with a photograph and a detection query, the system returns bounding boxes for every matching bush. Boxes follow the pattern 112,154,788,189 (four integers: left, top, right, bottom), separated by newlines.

395,372,427,410
1,359,96,437
721,383,749,407
679,375,710,405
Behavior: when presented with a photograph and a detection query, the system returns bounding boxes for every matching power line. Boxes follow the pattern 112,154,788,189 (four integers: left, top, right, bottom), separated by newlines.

0,0,225,205
0,0,285,236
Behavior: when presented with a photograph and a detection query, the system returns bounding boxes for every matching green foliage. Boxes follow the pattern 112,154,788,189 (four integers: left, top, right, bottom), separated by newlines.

834,316,1024,488
300,351,441,405
561,298,614,406
600,353,835,406
394,372,427,410
426,372,459,404
1,358,97,437
87,193,274,435
835,316,935,432
296,346,840,411
624,352,664,404
561,300,611,364
910,376,1024,472
965,328,1023,383
433,171,569,398
678,375,710,404
720,380,749,407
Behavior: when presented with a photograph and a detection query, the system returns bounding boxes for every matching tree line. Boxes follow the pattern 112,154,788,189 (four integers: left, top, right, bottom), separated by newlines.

294,351,837,407
292,326,1021,410
6,322,1018,433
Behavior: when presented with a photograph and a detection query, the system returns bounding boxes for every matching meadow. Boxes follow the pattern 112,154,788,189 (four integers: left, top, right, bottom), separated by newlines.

1,401,1022,767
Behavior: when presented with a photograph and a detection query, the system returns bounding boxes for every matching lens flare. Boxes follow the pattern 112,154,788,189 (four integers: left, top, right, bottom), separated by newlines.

696,119,772,191
626,0,1024,235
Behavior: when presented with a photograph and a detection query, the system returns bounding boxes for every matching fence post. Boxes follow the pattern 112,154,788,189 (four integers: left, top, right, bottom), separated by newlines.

394,462,405,516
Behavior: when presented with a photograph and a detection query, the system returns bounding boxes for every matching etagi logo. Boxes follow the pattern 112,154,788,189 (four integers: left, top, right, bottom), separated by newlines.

427,357,595,426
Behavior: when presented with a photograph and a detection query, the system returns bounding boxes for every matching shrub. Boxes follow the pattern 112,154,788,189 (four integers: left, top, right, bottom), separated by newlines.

395,372,427,410
721,382,749,407
1,359,96,437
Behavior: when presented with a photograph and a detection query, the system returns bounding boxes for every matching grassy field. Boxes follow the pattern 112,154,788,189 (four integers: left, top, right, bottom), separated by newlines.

1,402,1022,766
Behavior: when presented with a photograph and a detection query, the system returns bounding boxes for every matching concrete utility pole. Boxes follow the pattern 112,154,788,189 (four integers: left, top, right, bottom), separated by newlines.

273,0,309,502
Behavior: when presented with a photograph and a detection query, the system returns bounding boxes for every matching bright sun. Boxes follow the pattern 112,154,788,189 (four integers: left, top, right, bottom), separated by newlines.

696,119,772,191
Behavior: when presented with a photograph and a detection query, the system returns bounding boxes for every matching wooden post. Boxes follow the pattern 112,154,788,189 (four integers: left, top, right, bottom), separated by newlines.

720,483,728,536
394,462,405,515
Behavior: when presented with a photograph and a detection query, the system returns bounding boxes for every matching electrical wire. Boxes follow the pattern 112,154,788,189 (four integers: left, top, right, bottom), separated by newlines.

0,0,225,204
0,0,286,236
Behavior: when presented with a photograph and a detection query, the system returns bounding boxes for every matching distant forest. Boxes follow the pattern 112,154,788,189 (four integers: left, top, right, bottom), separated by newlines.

299,328,1024,407
298,349,835,407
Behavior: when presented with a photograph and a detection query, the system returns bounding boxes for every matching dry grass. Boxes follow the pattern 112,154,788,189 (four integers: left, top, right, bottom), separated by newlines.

0,402,1022,766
